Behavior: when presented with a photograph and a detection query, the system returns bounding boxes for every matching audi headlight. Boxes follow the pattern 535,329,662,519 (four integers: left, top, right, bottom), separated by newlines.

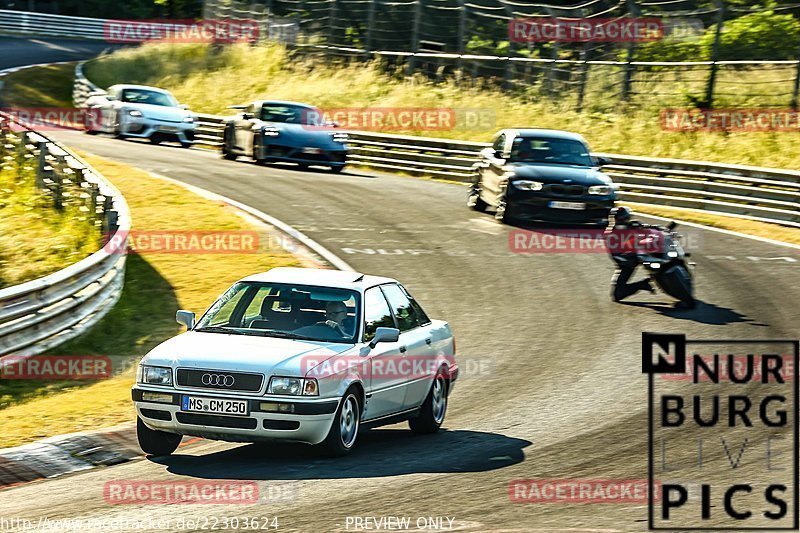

267,376,319,396
137,365,173,386
127,109,143,118
183,116,194,123
513,180,544,191
588,185,613,195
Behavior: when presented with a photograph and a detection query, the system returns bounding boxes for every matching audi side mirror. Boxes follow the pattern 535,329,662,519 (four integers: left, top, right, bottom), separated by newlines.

368,327,400,349
176,310,195,329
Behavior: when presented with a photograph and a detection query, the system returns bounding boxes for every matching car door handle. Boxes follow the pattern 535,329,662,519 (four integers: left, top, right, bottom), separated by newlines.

399,346,407,353
425,338,432,345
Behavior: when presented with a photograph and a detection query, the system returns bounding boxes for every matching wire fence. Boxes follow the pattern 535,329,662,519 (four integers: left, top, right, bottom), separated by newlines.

203,0,800,111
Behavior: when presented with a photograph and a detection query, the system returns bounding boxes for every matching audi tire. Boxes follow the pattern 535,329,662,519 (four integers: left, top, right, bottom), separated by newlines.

137,416,182,456
409,367,448,434
318,388,360,457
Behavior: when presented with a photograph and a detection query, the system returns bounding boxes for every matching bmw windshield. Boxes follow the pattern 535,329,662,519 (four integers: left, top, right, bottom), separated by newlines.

510,137,594,167
194,282,360,343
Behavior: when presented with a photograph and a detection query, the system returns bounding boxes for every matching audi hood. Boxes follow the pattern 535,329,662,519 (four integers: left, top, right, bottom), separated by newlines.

140,331,355,378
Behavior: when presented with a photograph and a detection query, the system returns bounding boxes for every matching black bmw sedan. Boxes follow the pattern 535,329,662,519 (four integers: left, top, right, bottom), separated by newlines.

467,128,616,225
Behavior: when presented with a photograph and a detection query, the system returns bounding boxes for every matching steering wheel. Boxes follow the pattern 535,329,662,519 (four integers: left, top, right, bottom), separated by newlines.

316,320,346,336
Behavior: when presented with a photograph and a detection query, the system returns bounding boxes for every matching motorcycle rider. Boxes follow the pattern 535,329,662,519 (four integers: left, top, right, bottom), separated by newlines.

604,206,658,302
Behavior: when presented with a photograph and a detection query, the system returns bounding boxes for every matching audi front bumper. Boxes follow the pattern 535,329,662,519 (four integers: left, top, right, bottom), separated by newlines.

132,386,339,445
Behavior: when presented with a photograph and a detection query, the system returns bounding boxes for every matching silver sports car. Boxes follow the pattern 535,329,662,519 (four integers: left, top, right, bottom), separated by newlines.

84,84,196,147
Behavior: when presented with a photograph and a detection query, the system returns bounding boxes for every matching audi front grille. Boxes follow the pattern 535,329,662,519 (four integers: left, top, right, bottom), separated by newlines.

176,369,264,392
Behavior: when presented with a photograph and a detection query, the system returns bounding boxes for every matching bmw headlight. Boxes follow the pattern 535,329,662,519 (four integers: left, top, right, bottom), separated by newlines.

137,365,173,386
513,180,544,191
267,376,319,396
588,185,613,195
127,109,143,118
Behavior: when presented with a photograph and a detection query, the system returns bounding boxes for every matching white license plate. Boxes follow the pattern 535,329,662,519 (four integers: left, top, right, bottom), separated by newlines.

549,201,586,210
158,126,178,133
181,396,249,416
301,147,322,154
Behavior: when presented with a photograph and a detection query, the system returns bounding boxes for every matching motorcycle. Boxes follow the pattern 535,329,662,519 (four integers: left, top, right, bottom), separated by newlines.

638,221,696,308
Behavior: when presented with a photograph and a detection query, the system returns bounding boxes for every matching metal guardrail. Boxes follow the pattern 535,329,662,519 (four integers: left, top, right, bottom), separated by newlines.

0,9,108,39
0,111,130,357
177,113,799,227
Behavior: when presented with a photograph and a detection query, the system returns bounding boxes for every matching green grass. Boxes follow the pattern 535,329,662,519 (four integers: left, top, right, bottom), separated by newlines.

83,42,800,170
0,154,299,447
0,147,100,289
0,63,75,108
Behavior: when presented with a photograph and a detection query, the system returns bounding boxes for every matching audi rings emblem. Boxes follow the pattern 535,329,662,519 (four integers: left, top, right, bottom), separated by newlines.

202,373,235,387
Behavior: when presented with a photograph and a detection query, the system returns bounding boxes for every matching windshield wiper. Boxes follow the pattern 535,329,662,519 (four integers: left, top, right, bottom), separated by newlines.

194,326,246,335
253,330,311,340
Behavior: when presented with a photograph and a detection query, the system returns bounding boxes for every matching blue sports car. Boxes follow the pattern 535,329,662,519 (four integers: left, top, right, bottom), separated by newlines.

221,100,348,173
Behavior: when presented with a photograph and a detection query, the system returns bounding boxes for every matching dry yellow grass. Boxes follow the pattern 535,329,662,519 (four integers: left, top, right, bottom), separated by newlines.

84,42,800,169
0,153,298,447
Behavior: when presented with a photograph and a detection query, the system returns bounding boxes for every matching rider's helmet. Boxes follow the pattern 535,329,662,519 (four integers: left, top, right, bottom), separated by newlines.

609,206,633,225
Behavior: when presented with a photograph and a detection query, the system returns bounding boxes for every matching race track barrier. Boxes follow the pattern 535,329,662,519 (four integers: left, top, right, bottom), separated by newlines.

0,111,130,357
71,62,799,227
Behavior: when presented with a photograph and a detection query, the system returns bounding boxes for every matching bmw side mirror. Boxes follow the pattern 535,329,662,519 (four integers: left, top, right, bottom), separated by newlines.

368,327,400,349
176,310,195,329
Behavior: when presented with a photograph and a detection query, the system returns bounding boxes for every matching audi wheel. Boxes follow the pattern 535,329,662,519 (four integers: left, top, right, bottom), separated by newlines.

136,416,181,456
409,368,448,434
319,388,360,457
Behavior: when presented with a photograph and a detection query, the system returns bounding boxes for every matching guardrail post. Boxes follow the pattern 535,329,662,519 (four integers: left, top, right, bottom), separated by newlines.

456,0,467,79
365,0,376,54
52,167,63,210
407,0,423,75
621,0,641,102
791,56,800,110
35,140,47,189
705,0,726,108
576,45,590,112
16,131,27,178
327,0,338,46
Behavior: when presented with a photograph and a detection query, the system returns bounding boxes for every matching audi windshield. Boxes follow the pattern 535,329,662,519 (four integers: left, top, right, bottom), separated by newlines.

194,282,361,343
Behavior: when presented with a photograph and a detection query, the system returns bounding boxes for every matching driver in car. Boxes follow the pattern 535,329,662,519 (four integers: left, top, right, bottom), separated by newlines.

320,301,348,334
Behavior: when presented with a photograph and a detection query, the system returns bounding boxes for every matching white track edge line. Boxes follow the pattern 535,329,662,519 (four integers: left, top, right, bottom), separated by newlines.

148,172,355,272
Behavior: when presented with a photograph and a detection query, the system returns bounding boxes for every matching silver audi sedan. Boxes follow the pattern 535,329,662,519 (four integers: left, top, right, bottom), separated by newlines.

132,267,458,457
